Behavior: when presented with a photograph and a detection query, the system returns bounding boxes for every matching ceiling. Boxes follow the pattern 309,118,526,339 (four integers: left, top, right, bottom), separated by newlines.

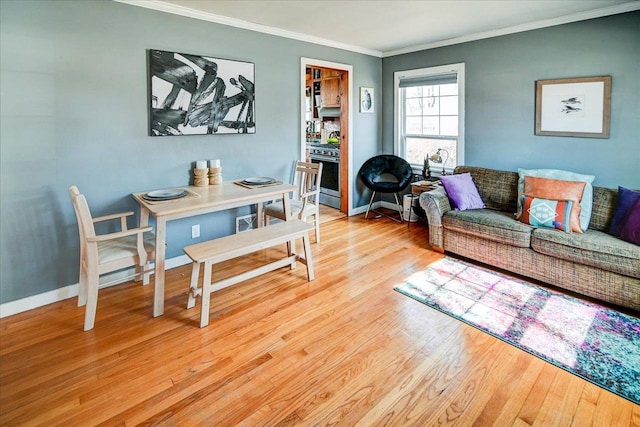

126,0,639,56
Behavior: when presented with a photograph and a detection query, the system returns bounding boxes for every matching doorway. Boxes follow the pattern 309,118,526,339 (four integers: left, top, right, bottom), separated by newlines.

300,58,353,216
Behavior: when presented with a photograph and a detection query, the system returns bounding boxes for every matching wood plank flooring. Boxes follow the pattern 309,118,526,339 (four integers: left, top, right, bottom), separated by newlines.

1,215,638,426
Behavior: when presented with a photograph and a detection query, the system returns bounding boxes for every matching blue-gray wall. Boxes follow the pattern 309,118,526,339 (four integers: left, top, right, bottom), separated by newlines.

0,0,381,304
2,2,638,306
382,11,640,189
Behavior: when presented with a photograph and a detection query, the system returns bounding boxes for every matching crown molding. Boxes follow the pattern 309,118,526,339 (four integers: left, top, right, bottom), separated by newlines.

115,0,639,59
382,1,640,57
114,0,383,57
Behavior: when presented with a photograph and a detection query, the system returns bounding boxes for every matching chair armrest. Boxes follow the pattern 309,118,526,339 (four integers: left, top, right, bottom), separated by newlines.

88,226,153,266
92,211,135,231
419,187,451,250
87,226,153,242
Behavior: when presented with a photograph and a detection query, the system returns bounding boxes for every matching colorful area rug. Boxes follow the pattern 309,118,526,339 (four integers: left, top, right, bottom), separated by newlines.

394,257,640,404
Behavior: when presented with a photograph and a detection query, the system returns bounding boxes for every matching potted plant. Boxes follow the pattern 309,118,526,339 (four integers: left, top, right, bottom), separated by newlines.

422,155,431,180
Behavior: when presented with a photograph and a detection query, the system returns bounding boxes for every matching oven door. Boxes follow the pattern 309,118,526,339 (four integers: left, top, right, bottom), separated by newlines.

310,155,340,197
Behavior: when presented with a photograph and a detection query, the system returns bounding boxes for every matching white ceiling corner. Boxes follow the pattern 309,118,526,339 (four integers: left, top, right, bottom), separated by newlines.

116,0,640,57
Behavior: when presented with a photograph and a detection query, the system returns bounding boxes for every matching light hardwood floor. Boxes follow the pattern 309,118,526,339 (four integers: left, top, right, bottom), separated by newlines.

318,204,347,224
1,216,638,426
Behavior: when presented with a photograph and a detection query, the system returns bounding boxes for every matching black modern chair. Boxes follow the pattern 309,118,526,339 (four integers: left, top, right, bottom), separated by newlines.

358,154,413,222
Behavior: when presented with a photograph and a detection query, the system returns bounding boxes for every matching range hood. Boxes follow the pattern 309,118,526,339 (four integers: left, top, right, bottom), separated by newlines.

318,106,341,118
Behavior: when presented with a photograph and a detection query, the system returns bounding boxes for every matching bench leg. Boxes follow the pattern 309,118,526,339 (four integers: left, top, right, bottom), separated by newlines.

187,262,201,309
287,239,297,270
302,232,315,281
200,261,213,328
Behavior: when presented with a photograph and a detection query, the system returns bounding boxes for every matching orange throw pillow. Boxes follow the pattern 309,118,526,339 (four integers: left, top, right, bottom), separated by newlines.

519,176,586,233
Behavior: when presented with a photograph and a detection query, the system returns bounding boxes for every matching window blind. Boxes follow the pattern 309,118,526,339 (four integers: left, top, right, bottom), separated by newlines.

398,72,457,88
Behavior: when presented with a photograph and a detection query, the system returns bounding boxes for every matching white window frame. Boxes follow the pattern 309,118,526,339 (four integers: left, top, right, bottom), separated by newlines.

394,63,465,174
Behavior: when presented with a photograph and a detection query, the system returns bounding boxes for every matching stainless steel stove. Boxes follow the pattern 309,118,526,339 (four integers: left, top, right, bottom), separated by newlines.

309,144,340,209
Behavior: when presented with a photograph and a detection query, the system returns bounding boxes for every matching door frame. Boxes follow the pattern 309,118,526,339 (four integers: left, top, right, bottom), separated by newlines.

300,57,354,216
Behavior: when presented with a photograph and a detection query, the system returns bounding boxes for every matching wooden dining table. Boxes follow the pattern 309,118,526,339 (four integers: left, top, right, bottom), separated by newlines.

132,181,296,317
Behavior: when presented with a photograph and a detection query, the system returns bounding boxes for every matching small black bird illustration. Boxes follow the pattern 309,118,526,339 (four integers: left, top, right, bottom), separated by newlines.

561,97,582,104
562,105,582,114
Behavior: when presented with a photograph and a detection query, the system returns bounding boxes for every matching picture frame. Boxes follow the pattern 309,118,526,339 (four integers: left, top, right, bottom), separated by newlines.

535,76,611,138
360,87,374,113
148,49,255,136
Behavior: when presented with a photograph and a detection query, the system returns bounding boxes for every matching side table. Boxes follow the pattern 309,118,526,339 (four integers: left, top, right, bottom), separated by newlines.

407,180,440,227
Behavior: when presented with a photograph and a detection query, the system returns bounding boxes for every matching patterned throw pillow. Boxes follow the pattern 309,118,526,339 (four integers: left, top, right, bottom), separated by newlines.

520,196,573,232
518,176,586,233
517,168,595,231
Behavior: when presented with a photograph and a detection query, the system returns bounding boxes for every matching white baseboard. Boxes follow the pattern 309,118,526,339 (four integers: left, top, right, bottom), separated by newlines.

0,254,193,319
350,203,375,216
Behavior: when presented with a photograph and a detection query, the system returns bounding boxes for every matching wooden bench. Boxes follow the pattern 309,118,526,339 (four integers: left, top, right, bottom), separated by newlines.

183,219,315,327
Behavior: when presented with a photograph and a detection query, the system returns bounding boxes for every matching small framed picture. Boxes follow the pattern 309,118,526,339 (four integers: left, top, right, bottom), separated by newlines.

535,76,611,138
360,87,374,113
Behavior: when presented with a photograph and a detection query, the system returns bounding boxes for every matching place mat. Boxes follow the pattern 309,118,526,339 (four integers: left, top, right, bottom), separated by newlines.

234,180,283,189
138,188,200,204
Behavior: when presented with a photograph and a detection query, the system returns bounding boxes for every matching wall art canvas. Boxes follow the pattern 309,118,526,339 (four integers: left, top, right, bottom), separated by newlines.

148,49,255,136
535,76,611,138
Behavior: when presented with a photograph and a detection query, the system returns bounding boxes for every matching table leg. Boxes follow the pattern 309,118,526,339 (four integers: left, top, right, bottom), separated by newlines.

153,217,167,317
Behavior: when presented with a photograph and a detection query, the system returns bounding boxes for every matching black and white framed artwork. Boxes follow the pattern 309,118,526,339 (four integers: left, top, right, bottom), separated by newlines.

148,49,255,136
360,87,374,113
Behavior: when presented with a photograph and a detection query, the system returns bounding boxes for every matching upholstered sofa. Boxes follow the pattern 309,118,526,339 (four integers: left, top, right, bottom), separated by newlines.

419,166,640,312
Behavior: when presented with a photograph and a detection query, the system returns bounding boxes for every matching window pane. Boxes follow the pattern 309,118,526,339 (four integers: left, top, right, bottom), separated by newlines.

440,116,458,136
434,140,457,169
406,137,457,167
422,116,439,134
440,95,458,115
424,85,439,97
422,96,439,115
405,116,422,134
405,98,423,115
440,83,458,96
405,86,422,97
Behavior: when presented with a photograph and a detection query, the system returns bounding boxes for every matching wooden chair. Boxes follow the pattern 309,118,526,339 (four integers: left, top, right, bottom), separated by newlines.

69,186,155,331
264,161,323,242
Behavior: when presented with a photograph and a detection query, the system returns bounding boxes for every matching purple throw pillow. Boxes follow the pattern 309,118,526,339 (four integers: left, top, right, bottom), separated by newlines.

440,173,485,211
620,199,640,245
608,187,640,237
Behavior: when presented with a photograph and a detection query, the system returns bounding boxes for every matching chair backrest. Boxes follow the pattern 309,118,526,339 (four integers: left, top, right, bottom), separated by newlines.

70,186,87,253
295,161,323,211
358,155,413,193
70,188,97,241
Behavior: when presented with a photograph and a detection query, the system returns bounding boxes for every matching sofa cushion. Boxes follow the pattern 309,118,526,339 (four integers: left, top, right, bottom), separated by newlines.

589,186,618,231
443,209,532,248
531,228,640,278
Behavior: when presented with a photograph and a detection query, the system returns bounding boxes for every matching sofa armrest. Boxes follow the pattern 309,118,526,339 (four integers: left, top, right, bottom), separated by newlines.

419,187,451,251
